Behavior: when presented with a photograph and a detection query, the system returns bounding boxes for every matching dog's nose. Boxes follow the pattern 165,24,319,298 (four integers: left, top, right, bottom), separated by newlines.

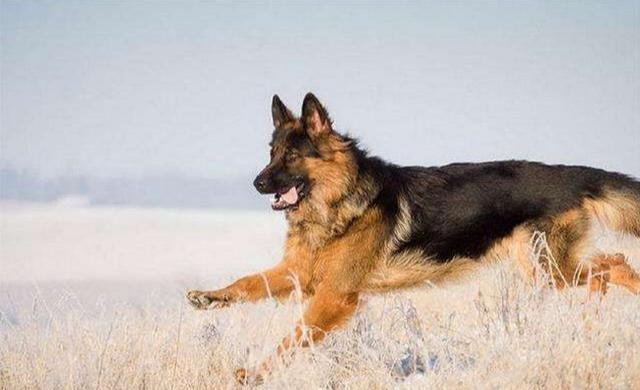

253,176,267,193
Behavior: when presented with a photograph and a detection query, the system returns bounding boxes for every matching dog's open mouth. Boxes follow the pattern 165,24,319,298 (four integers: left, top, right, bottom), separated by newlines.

271,183,306,211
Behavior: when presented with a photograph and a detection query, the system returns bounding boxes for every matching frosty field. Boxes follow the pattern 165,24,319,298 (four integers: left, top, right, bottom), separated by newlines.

1,203,639,389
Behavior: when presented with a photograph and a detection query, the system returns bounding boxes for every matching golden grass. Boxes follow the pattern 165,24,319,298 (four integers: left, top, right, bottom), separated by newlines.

2,257,640,389
1,207,639,389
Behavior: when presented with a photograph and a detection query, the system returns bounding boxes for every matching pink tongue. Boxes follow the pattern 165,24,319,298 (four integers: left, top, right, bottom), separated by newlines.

281,186,298,204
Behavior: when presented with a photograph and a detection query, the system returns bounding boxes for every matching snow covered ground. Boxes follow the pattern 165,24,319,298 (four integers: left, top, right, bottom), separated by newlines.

1,202,285,283
1,202,639,388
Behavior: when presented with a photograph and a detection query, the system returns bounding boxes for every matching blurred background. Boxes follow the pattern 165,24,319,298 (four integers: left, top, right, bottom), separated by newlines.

2,4,640,386
2,1,639,209
1,1,639,284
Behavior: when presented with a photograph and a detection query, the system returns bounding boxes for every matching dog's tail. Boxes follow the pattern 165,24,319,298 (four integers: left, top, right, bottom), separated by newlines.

584,180,640,237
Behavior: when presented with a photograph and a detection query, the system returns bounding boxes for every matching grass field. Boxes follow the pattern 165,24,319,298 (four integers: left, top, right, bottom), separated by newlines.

1,204,639,389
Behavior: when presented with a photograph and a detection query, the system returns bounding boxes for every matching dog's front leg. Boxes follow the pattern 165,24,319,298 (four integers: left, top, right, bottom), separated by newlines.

235,285,359,384
186,265,305,310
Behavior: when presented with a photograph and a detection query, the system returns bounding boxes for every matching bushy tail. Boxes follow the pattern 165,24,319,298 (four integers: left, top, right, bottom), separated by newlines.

584,188,640,237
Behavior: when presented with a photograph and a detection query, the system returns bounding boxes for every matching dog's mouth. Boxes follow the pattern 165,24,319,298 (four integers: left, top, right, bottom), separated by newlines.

271,182,307,211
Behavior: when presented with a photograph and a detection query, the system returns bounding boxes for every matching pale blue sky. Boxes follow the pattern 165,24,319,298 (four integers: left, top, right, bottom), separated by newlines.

2,1,639,180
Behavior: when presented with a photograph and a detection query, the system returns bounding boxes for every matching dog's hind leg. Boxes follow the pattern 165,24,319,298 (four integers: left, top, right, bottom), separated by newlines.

583,253,640,296
541,208,640,296
539,208,596,289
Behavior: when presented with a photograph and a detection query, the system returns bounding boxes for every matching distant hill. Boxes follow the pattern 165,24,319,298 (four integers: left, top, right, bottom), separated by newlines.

0,167,265,209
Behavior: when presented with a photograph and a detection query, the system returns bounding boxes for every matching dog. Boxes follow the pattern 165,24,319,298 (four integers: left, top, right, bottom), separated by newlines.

187,93,640,384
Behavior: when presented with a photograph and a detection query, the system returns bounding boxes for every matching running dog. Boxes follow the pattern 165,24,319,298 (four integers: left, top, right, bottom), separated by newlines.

187,93,640,384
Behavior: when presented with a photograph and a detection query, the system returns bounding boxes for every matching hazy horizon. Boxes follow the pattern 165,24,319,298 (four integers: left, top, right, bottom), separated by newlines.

1,5,640,387
2,1,639,190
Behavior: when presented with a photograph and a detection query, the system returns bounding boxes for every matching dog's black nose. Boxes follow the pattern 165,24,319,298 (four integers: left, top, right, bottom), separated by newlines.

253,176,267,193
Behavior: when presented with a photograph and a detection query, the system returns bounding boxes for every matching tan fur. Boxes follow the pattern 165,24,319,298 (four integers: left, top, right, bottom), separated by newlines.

386,195,413,251
188,113,640,384
543,208,595,288
192,191,640,384
236,207,386,384
364,250,479,292
189,186,640,384
287,137,380,249
583,253,640,296
584,190,640,236
236,288,359,385
365,225,540,293
497,202,640,294
483,225,537,279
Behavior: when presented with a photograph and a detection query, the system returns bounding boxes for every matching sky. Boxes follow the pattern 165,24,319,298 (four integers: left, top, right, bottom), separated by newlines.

1,1,639,181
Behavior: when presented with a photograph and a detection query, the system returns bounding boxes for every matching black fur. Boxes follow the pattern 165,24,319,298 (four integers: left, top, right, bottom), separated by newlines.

357,149,640,261
257,94,640,263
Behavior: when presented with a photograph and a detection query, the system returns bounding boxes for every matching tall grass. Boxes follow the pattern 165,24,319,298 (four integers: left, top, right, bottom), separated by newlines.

2,242,639,389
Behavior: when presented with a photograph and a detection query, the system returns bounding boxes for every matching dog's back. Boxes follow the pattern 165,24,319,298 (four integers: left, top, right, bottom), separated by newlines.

365,159,640,292
188,94,640,383
389,160,640,257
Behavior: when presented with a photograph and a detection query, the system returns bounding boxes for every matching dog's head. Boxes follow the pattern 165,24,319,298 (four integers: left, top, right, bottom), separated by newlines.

253,93,354,211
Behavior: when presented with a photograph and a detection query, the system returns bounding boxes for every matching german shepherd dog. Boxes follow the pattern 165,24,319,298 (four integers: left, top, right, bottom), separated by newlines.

187,93,640,384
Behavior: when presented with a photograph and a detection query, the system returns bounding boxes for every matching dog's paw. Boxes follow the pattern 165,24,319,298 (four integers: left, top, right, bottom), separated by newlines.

235,368,264,386
186,290,213,310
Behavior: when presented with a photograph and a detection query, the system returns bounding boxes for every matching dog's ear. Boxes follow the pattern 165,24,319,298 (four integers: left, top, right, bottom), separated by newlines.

271,95,295,128
302,92,332,139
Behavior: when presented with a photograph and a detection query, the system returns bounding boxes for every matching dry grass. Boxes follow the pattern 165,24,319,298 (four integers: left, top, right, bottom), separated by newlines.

1,206,640,389
2,258,640,389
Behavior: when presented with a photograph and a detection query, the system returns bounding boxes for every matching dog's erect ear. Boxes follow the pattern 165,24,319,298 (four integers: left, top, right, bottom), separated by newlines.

271,95,295,128
302,92,332,139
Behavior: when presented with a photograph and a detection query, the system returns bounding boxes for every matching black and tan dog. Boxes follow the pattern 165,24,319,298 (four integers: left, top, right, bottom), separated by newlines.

187,93,640,383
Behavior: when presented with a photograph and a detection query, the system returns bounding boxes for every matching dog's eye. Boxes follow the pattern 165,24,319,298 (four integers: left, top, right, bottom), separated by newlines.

285,152,299,163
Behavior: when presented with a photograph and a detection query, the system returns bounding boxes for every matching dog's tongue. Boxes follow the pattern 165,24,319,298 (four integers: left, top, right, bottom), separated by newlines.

281,186,298,204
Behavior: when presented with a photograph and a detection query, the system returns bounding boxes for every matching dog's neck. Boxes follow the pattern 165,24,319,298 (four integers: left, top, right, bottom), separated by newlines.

285,164,381,249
